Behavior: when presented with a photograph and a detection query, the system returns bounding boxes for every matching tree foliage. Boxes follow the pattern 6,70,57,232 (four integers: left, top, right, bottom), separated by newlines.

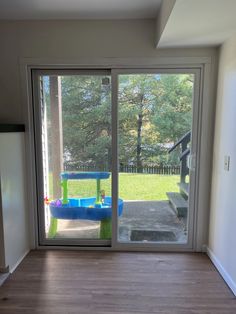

61,75,112,169
118,74,193,166
44,73,193,169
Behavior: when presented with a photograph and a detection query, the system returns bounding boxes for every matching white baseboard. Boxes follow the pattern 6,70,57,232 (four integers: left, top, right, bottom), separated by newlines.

207,247,236,296
9,250,30,273
201,244,207,252
0,272,9,286
0,265,9,273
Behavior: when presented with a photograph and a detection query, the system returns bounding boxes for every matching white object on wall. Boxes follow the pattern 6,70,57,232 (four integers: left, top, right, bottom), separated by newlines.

0,132,30,273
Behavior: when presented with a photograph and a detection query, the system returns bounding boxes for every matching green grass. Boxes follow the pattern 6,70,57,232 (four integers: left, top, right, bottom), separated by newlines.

119,173,179,200
49,173,179,201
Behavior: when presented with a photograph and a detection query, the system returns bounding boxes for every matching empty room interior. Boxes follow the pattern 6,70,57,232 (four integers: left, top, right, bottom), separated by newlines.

0,0,236,313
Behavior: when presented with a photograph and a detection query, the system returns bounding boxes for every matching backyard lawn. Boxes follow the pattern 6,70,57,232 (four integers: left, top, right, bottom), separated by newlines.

49,173,179,201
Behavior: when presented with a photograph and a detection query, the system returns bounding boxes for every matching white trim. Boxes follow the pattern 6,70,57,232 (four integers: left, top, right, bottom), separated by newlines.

194,62,215,251
20,65,38,249
9,250,30,274
207,247,236,296
0,266,9,273
19,56,214,251
33,67,200,250
20,57,212,68
201,244,208,252
0,178,7,270
0,273,9,286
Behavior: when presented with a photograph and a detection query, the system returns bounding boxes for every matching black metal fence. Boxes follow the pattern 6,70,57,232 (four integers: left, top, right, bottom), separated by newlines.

64,162,180,175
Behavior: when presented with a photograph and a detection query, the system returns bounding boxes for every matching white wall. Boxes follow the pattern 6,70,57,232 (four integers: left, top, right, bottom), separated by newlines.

155,0,176,46
209,34,236,295
0,19,152,123
0,20,218,250
0,19,216,123
0,133,29,272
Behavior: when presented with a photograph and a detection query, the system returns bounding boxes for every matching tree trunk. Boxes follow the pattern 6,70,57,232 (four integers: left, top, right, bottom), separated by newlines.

136,112,143,173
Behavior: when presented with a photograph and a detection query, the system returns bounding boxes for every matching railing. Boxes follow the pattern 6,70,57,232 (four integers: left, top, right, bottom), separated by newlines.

64,162,180,175
168,131,191,154
168,131,191,184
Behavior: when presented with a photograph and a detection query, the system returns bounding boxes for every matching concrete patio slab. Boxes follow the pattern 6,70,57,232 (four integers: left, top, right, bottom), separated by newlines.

54,200,187,243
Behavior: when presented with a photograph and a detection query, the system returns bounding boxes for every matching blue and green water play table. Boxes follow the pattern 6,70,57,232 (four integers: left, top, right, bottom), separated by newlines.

48,172,123,239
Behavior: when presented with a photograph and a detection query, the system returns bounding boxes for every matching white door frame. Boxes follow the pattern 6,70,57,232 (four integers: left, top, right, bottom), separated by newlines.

32,69,113,247
20,57,213,252
111,68,201,251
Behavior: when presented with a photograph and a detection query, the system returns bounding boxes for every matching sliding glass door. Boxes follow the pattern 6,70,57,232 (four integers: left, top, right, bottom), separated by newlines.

33,68,200,248
115,70,199,248
34,70,113,245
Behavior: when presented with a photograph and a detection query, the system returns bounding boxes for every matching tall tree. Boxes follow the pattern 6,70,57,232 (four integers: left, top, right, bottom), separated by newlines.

118,74,158,171
44,73,194,169
151,74,193,165
61,75,112,169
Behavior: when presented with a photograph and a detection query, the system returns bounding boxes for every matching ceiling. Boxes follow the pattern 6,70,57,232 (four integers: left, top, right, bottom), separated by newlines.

0,0,162,20
158,0,236,48
2,0,235,48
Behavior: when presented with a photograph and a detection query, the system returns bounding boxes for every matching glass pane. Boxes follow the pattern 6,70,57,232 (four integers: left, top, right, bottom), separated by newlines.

40,74,112,240
118,73,194,243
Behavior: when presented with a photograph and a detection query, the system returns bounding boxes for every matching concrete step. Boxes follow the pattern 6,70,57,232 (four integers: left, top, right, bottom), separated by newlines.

166,192,188,217
178,182,189,198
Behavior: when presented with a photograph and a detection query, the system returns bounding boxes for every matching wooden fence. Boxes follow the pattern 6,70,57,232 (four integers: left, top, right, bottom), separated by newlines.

64,163,180,175
119,165,180,175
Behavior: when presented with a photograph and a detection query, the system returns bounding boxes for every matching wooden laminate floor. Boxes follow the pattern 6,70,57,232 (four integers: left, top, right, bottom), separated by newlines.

0,250,235,314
